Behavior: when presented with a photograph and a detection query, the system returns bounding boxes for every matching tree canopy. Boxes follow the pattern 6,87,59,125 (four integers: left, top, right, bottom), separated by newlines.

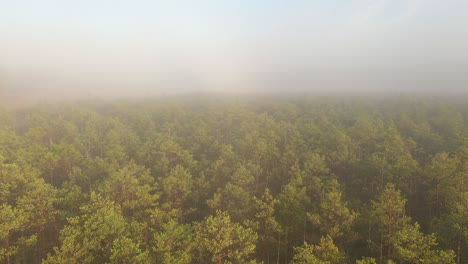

0,95,466,263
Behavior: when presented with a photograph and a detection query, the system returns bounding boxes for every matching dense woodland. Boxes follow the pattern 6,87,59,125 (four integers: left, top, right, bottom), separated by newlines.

0,95,467,264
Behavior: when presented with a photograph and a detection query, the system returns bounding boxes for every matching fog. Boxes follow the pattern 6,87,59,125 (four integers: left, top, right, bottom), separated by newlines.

1,0,468,103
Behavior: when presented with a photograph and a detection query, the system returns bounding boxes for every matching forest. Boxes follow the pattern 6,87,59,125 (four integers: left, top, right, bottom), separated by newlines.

0,95,467,264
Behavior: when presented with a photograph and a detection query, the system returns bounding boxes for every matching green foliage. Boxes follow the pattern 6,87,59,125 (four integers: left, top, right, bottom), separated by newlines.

195,210,258,264
291,235,345,264
425,152,458,216
0,96,466,263
278,170,311,252
160,165,194,216
110,237,150,264
0,204,28,262
308,188,357,240
101,161,158,219
372,183,411,238
152,219,193,264
391,223,455,264
44,193,148,264
252,188,281,263
370,183,411,262
208,165,255,222
355,257,377,264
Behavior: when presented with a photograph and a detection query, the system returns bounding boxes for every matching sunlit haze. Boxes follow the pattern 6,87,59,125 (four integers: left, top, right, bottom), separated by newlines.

1,0,468,102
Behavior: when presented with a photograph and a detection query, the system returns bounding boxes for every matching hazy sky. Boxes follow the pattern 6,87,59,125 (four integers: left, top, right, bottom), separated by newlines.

1,0,467,98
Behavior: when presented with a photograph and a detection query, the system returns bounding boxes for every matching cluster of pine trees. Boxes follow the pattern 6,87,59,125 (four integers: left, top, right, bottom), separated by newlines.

0,95,467,264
